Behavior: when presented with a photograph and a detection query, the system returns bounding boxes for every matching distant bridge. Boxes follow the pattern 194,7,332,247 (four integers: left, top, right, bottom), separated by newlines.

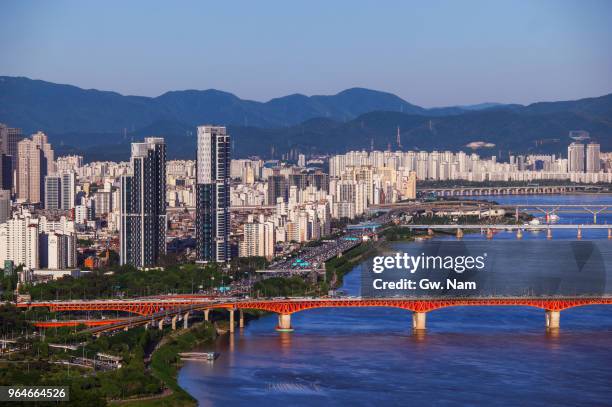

407,223,612,239
408,224,612,230
418,185,605,197
372,202,612,224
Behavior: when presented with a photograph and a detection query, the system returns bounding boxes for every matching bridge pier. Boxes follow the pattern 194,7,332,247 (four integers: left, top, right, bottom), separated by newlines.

171,315,178,330
456,228,463,239
183,312,190,329
239,309,244,328
412,312,427,331
276,313,294,332
229,309,235,333
545,310,560,330
515,208,519,222
158,319,164,330
204,309,210,322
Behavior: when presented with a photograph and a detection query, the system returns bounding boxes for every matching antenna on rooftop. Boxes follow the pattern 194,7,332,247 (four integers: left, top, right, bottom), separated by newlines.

396,126,402,149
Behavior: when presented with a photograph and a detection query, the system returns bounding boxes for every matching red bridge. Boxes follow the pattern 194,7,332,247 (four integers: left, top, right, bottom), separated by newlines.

16,296,612,332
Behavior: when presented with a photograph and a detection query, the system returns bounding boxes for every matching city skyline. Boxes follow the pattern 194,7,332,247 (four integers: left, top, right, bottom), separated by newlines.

1,1,611,106
2,3,612,406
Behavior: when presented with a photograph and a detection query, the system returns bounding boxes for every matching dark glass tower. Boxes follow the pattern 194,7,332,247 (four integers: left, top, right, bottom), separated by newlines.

196,126,231,263
120,137,166,268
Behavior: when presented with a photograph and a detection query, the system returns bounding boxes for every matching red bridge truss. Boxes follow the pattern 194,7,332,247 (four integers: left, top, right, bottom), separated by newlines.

32,319,127,328
16,297,612,316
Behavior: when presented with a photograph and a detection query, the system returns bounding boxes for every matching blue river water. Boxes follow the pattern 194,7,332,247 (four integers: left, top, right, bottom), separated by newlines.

178,195,612,406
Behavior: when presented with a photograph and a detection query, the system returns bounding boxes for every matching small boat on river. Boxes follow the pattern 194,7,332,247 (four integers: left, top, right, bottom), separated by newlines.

178,352,219,361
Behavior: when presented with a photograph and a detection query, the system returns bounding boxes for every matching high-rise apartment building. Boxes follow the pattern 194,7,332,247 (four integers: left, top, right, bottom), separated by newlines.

402,170,417,200
0,215,40,270
0,190,10,223
1,155,12,191
94,190,112,215
56,155,83,174
267,173,288,205
586,142,601,173
16,132,54,204
44,175,61,210
120,138,166,268
568,142,585,173
0,210,76,271
240,219,275,260
0,124,23,174
60,172,76,210
196,126,231,263
45,233,77,270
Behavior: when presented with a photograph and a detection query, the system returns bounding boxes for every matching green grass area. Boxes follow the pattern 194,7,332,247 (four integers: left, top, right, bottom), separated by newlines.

115,394,194,407
0,328,162,406
137,323,216,406
381,225,416,241
22,257,268,300
0,301,216,407
253,276,316,297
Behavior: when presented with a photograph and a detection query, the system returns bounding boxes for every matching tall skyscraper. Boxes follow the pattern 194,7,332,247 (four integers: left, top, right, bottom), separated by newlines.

196,126,231,263
567,142,585,173
16,131,54,204
44,175,61,210
33,132,54,169
120,137,167,268
0,125,22,196
586,142,601,173
60,171,77,210
267,172,288,205
7,128,24,172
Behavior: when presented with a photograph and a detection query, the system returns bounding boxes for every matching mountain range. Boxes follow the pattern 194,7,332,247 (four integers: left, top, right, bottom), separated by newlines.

1,76,611,161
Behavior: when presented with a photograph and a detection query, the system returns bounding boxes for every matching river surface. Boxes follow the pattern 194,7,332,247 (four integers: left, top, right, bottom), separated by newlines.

178,195,612,406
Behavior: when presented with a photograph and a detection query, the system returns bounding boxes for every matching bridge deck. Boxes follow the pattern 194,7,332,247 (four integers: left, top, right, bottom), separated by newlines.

16,296,612,315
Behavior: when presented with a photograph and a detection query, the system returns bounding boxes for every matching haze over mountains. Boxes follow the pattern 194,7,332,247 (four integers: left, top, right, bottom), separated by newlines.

1,76,611,161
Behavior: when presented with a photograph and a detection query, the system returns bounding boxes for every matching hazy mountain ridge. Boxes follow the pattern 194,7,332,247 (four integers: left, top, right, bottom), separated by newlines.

1,76,611,161
52,108,612,162
0,76,525,133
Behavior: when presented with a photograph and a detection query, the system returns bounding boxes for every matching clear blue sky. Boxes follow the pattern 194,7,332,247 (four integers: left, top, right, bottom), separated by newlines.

1,0,611,107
